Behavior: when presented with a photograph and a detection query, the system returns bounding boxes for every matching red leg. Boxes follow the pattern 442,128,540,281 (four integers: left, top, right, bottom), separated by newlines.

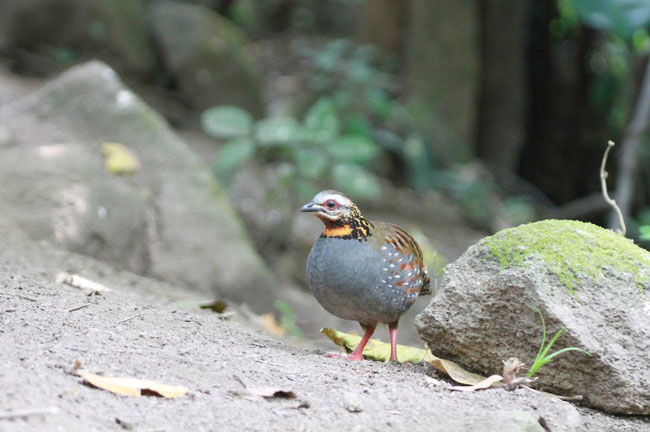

389,324,398,362
347,325,376,361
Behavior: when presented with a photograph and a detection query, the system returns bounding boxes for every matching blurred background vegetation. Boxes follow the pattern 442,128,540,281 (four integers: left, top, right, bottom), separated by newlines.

3,0,650,252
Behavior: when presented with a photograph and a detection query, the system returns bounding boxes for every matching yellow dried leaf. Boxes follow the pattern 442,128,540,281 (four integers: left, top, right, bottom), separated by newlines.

78,370,187,398
450,374,504,391
320,328,427,363
102,142,140,175
262,313,287,336
424,350,500,387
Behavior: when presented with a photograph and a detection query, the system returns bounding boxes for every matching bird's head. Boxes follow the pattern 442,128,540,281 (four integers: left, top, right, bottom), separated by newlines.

300,190,371,238
300,190,358,222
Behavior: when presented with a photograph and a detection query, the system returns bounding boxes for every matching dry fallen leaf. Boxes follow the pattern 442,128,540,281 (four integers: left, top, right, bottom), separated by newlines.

247,387,297,399
56,272,116,295
77,370,187,398
321,328,427,363
423,350,499,387
102,142,140,175
450,374,504,391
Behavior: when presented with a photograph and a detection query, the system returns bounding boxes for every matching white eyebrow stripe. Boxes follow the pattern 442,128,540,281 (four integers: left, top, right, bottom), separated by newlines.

313,191,353,206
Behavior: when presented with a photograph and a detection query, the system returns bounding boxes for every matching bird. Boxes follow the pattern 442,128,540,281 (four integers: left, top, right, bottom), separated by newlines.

301,190,431,362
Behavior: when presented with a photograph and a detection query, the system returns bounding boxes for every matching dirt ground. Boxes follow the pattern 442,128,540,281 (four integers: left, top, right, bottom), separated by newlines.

0,62,647,432
1,222,649,432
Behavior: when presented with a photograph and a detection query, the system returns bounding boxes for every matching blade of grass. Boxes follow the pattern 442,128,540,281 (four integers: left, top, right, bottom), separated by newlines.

534,308,546,362
539,327,566,360
543,347,592,362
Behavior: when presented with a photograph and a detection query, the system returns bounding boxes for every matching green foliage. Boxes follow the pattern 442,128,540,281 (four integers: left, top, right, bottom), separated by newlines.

212,137,255,173
204,97,383,199
307,40,439,191
574,0,650,39
557,1,650,132
527,308,591,378
632,206,650,242
202,105,253,139
331,163,380,198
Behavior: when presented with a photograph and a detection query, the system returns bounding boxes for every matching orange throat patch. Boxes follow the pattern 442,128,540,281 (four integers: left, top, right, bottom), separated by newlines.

321,224,353,238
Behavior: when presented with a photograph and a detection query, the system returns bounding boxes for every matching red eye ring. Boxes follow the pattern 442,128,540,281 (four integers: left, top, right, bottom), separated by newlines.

325,199,338,209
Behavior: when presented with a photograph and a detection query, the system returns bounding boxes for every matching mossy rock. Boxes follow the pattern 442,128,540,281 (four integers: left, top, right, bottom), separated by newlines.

482,219,650,294
416,219,650,415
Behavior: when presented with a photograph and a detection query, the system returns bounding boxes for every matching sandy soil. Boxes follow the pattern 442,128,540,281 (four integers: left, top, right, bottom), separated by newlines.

1,226,649,432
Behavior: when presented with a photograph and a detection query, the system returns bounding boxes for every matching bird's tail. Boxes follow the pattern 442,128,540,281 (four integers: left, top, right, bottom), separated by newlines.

419,267,432,296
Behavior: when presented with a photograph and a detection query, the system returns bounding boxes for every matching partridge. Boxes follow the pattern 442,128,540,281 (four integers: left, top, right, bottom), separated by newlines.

301,190,431,362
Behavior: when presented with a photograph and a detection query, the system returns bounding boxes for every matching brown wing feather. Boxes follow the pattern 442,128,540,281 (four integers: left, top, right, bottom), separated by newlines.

372,222,431,296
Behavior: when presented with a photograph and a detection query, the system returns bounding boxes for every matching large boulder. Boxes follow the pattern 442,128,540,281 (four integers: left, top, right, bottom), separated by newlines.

0,0,156,77
149,1,263,114
0,61,300,316
416,220,650,415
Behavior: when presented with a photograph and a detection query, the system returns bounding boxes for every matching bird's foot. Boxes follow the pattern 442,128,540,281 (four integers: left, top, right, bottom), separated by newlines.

346,352,365,361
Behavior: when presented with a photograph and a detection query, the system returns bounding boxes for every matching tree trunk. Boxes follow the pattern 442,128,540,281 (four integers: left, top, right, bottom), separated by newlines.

405,0,479,165
518,2,609,205
358,0,409,59
610,56,650,228
476,0,528,175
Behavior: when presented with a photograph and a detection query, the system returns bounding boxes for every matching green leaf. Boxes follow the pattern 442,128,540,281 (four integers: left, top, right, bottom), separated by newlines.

639,224,650,240
535,309,547,364
327,135,379,164
331,164,381,199
254,117,302,146
367,88,394,120
343,115,373,139
201,106,253,139
575,0,650,38
213,137,255,174
304,98,340,144
543,347,592,362
294,148,329,179
314,39,350,72
540,327,566,360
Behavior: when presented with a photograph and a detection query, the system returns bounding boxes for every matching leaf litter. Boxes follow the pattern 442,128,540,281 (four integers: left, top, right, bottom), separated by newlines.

77,370,188,398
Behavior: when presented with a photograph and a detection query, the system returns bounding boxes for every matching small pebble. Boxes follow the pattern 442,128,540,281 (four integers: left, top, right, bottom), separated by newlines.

342,394,363,413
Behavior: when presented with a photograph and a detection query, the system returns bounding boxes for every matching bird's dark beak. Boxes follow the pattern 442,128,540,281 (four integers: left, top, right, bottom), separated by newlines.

300,201,319,213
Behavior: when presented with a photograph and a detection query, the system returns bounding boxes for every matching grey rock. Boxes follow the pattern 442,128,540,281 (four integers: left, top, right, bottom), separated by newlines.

0,61,275,311
149,0,263,114
416,219,650,415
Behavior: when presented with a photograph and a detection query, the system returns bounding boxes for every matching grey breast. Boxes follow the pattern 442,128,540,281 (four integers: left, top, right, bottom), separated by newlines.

306,237,411,325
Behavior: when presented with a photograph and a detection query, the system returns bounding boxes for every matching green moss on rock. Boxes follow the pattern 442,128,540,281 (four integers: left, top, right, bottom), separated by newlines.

482,219,650,294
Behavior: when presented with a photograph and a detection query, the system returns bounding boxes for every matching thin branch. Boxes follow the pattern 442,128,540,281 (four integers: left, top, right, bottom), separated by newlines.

0,291,38,302
0,406,60,419
601,141,626,235
115,310,148,325
611,56,650,227
68,303,90,313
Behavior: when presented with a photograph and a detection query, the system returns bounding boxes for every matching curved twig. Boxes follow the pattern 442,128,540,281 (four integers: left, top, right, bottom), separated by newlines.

600,141,626,235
